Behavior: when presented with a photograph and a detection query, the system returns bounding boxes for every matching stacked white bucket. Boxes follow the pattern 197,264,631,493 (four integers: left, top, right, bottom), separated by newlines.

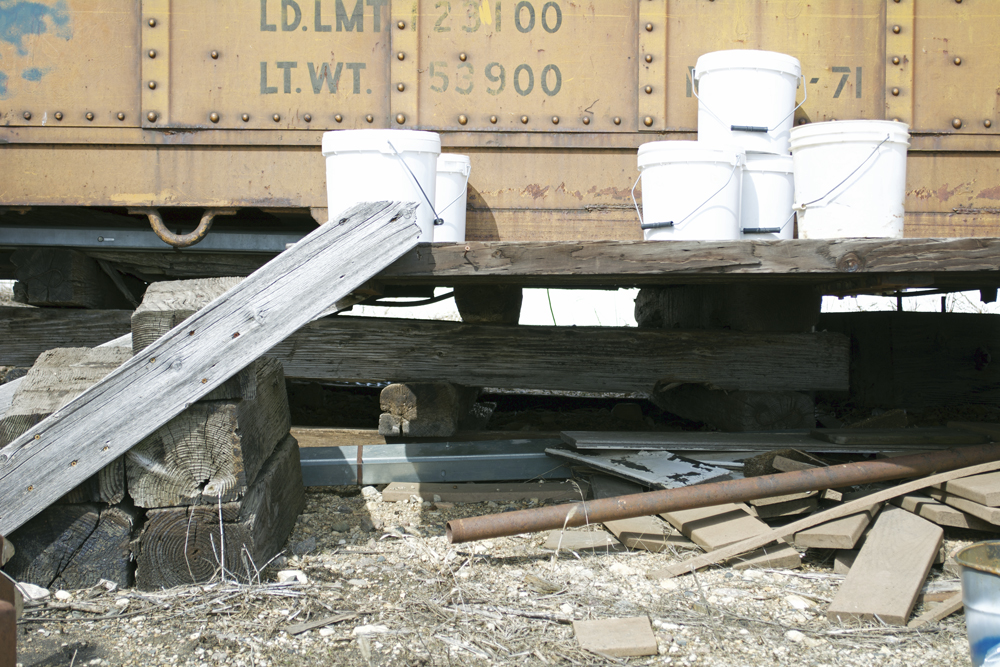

638,50,910,240
321,129,471,243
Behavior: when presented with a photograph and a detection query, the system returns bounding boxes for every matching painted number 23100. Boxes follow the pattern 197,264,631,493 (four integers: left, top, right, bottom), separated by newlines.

433,1,563,33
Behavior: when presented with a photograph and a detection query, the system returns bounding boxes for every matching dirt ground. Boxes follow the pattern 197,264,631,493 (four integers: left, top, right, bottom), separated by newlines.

13,482,983,667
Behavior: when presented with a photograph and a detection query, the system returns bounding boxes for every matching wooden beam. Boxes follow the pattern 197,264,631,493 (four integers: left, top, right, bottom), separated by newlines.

0,306,132,367
0,202,421,536
268,318,848,393
907,592,964,629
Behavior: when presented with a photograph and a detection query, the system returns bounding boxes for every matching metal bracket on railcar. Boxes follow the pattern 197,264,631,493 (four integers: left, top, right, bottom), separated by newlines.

129,208,237,249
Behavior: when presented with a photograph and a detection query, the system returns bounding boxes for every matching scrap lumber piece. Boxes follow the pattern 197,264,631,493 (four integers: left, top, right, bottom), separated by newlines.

268,318,849,393
926,488,1000,525
0,306,133,367
811,428,986,447
652,385,815,432
50,504,142,590
542,529,625,553
603,516,694,553
816,312,1000,409
290,427,562,448
752,496,818,519
545,448,731,489
573,616,658,658
131,277,244,353
11,247,142,309
5,504,100,587
135,434,304,589
933,470,1000,506
827,507,943,625
0,201,420,536
793,493,883,550
646,458,1000,580
907,592,964,628
378,383,480,438
743,449,827,477
892,493,1000,531
661,503,801,570
126,357,289,508
381,481,584,504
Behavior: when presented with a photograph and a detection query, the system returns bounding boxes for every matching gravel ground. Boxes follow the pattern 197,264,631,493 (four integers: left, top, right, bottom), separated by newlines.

13,484,980,667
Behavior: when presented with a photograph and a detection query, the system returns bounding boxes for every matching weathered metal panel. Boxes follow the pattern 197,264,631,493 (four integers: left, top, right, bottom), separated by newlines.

0,0,139,127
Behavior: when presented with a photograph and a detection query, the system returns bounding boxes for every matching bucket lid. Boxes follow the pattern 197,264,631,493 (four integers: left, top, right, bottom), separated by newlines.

638,141,743,169
743,152,794,173
694,50,801,79
322,129,441,156
790,120,910,150
437,153,471,175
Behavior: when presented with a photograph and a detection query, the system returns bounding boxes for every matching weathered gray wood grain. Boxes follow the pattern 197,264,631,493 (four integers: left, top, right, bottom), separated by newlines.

268,318,849,393
0,202,420,536
0,306,133,367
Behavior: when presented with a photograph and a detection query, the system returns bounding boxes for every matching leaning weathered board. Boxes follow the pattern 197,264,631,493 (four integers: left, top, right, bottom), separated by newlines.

0,202,420,536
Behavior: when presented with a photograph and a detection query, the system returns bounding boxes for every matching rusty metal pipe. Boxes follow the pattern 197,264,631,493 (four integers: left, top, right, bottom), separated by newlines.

130,207,236,248
446,443,1000,544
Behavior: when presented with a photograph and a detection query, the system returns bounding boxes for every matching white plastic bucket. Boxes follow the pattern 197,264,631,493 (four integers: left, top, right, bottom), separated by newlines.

694,50,803,155
740,153,795,240
321,129,441,242
636,141,744,241
434,154,471,242
790,120,910,239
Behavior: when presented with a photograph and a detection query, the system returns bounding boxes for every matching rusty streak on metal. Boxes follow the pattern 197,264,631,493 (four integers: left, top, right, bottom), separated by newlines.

445,444,1000,544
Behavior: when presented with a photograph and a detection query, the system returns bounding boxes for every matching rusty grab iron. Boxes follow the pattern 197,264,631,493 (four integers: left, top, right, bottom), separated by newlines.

130,207,237,248
445,443,1000,544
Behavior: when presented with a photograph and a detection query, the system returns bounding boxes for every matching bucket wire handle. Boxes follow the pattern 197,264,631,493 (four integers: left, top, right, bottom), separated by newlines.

797,134,890,209
692,72,807,133
386,140,445,226
634,160,742,231
437,166,472,218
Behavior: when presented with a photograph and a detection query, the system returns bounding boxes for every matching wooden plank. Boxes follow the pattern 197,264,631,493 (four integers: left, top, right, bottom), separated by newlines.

926,488,1000,525
131,277,244,353
907,593,964,629
646,458,1000,580
561,430,946,454
0,201,421,536
289,427,563,449
10,248,141,309
267,318,849,394
661,503,801,570
753,497,818,519
810,428,986,447
772,456,818,472
380,481,585,504
543,529,625,553
933,470,1000,507
793,494,883,550
892,493,1000,531
377,238,1000,285
546,448,731,490
827,507,943,626
125,357,290,508
0,306,133,367
602,516,694,553
573,617,658,658
134,434,305,589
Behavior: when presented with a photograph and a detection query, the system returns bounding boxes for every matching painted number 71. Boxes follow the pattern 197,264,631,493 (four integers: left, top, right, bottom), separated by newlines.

832,67,862,99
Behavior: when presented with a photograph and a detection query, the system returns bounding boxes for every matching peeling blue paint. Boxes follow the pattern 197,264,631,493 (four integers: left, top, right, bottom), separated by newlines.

0,0,73,56
0,71,8,98
20,66,44,80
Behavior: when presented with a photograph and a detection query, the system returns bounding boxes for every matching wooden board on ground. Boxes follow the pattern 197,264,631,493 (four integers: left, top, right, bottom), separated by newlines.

933,471,1000,507
546,448,731,489
661,503,801,570
810,428,987,447
927,488,1000,525
792,493,883,550
290,427,562,449
0,201,420,536
753,497,819,519
573,616,658,658
892,493,1000,531
560,431,945,454
381,481,585,504
908,592,964,629
542,529,625,553
125,357,290,508
0,306,133,367
602,516,695,553
134,434,304,589
827,507,943,626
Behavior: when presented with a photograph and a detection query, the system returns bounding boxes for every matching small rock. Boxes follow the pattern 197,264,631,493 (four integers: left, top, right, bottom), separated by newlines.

292,537,316,555
785,630,806,643
785,595,811,611
276,570,308,584
676,638,688,647
16,582,49,600
432,495,442,502
54,590,72,601
361,486,380,499
347,579,369,587
115,598,130,608
559,603,573,615
337,505,353,514
271,556,289,569
609,562,637,577
319,627,336,637
352,624,390,636
329,521,351,533
359,517,379,533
